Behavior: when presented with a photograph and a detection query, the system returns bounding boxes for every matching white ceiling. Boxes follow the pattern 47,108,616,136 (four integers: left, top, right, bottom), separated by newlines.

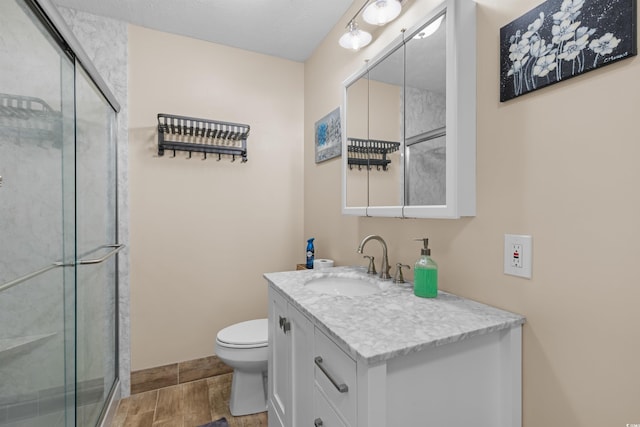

53,0,355,62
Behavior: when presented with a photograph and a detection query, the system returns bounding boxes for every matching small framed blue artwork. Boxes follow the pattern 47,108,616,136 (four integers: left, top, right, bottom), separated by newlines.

500,0,637,102
315,107,342,163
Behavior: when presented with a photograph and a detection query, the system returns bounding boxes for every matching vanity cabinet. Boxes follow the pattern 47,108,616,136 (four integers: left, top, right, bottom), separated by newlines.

269,284,358,427
266,269,525,427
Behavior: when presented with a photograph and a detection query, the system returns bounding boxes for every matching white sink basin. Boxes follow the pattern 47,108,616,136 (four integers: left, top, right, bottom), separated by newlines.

304,276,384,296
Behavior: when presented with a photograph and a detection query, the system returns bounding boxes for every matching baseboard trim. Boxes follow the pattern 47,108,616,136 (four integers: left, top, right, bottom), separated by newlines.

130,355,232,394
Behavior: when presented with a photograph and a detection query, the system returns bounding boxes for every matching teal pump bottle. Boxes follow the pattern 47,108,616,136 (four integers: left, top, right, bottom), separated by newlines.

306,238,315,269
414,238,438,298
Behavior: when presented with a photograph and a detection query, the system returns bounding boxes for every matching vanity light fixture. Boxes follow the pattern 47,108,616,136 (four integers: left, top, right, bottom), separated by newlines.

339,0,403,51
413,14,444,39
363,0,402,26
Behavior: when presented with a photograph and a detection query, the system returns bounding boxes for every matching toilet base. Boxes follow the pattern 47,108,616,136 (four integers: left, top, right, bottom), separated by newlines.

229,370,267,416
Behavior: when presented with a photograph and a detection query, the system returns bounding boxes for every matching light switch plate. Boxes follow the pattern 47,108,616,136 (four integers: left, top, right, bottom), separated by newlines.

504,234,532,279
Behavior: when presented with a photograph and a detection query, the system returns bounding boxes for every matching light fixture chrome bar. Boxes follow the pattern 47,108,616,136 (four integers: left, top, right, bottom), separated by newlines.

345,0,407,27
344,0,373,28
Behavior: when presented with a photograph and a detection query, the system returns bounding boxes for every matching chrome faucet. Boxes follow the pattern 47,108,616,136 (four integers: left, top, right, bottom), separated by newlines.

357,235,391,280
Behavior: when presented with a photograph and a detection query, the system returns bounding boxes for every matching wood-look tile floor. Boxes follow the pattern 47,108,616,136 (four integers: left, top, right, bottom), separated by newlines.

110,373,267,427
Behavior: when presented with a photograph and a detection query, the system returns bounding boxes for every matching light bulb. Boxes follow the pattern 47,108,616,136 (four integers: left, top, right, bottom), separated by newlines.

363,0,402,26
413,15,444,39
339,21,372,51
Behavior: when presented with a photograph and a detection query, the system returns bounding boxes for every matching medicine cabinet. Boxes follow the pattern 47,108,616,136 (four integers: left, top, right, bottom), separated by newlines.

342,0,476,218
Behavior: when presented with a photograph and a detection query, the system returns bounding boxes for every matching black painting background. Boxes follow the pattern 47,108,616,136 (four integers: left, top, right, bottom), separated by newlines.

500,0,637,102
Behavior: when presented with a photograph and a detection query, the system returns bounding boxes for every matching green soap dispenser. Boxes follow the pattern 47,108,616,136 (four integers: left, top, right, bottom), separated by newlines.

414,238,438,298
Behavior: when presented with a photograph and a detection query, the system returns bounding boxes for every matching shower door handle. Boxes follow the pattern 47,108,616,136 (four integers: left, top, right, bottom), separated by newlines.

0,263,63,294
0,244,123,293
78,244,124,265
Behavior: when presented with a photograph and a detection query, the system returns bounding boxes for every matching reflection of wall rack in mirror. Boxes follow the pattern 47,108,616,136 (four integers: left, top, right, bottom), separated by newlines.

347,138,400,171
157,113,250,162
0,93,62,143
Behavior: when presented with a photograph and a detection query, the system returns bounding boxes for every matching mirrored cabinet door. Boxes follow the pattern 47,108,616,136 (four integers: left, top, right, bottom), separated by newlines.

404,12,447,207
367,46,404,214
344,74,369,213
402,0,476,218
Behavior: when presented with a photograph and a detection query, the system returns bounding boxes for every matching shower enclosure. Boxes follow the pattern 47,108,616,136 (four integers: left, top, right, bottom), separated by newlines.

0,0,121,425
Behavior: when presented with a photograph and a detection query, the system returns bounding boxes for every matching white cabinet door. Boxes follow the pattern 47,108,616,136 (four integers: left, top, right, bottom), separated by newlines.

289,299,313,426
268,285,314,427
268,287,290,427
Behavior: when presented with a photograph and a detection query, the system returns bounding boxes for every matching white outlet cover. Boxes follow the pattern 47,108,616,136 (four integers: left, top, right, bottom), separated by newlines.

504,234,532,279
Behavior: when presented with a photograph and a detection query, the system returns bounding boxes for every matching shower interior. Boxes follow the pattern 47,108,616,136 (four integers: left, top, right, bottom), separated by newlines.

0,0,122,426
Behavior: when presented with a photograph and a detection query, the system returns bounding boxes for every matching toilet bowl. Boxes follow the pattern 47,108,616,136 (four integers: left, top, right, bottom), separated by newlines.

215,318,268,416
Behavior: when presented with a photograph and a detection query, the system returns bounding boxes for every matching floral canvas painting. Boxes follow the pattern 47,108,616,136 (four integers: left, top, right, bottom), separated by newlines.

500,0,637,101
315,107,342,163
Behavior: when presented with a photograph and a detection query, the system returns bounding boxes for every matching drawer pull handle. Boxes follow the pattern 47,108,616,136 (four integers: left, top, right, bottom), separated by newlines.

314,356,348,393
314,418,324,426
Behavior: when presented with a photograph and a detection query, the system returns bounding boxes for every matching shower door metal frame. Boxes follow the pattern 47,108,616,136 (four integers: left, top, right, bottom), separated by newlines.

25,0,121,114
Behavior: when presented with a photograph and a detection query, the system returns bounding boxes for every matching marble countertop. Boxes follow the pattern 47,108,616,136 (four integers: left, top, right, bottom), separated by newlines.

264,266,525,365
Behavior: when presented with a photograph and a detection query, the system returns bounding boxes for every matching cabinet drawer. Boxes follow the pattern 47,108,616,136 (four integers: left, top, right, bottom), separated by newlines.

314,386,348,427
314,329,356,425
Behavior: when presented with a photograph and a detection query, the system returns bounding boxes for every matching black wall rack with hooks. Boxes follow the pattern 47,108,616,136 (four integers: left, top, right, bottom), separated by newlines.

157,113,250,162
347,137,400,171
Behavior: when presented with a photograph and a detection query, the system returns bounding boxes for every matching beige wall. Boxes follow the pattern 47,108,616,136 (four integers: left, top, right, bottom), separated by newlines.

128,25,304,370
305,0,640,426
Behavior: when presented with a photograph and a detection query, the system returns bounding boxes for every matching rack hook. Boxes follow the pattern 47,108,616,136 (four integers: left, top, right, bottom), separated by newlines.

202,153,207,161
187,152,192,159
171,150,176,158
217,154,222,161
231,155,236,162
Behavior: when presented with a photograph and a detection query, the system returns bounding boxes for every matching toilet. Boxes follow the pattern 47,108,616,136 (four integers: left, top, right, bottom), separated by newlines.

215,318,269,416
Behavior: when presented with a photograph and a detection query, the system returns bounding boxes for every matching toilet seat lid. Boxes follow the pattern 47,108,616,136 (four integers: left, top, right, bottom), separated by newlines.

217,318,268,346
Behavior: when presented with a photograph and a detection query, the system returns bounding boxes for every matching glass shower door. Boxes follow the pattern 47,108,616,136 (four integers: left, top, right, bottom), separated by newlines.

0,0,77,426
1,1,120,426
74,66,119,426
